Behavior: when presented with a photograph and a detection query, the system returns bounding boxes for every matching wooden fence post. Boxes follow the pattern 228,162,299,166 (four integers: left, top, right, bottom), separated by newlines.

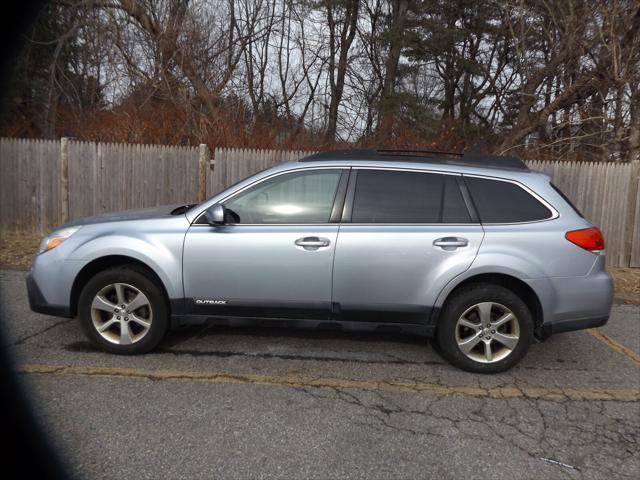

60,137,70,223
623,161,640,267
198,144,210,202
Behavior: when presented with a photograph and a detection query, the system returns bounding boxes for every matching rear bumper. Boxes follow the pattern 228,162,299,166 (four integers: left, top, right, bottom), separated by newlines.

529,263,613,341
26,273,71,318
537,314,608,341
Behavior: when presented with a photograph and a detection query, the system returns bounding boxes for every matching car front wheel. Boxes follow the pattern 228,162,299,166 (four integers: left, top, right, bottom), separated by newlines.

78,266,169,354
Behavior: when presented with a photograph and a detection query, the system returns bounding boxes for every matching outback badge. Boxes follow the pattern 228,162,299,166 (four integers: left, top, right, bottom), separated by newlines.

195,299,228,305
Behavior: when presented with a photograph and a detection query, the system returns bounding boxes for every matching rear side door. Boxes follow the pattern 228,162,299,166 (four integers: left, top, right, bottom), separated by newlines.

331,168,484,323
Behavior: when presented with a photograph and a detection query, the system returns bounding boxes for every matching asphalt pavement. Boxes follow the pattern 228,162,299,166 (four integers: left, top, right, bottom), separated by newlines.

1,268,638,479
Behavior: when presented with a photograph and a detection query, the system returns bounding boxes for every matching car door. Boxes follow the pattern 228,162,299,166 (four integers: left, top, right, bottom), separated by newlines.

332,168,484,323
183,167,348,319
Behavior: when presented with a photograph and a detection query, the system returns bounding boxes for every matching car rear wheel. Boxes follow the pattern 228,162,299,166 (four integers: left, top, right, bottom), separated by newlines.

436,284,533,373
78,266,169,354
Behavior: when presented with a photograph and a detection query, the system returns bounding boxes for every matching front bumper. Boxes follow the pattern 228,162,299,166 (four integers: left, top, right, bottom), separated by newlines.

26,273,72,318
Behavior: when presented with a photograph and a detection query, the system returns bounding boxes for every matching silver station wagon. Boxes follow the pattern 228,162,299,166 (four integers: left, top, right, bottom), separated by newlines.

27,150,614,373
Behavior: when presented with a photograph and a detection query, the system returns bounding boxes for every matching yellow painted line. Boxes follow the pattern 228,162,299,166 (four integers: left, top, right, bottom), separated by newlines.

16,363,640,402
587,329,640,367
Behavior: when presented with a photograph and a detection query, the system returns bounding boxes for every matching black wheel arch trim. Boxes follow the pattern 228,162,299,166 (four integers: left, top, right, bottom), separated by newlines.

429,273,544,332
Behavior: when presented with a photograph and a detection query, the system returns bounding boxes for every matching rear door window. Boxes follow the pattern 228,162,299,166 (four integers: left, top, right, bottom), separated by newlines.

351,170,471,223
464,176,552,223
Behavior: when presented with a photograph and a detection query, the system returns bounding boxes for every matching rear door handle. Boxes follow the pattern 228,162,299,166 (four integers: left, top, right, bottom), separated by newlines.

433,237,468,249
295,237,331,250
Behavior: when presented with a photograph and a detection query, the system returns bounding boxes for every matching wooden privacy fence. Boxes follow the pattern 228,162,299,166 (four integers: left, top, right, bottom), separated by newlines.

1,138,638,267
0,138,204,235
527,160,640,268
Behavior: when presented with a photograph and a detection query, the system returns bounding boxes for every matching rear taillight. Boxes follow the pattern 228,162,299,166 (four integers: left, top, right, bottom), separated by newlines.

565,227,605,252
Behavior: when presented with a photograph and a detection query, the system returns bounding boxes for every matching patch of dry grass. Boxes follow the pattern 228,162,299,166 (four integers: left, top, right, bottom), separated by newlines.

1,232,638,301
609,268,640,303
0,232,41,267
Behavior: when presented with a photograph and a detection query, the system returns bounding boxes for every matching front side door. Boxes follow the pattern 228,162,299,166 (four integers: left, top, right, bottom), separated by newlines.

183,168,347,319
332,168,484,323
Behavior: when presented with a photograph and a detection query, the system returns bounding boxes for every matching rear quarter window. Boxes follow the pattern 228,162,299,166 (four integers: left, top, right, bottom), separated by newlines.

464,176,553,223
550,183,583,217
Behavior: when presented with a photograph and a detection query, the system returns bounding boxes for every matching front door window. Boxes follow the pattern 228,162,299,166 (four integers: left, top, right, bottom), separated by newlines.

223,169,343,224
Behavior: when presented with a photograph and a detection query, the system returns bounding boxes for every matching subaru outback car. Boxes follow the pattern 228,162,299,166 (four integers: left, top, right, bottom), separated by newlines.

27,150,614,373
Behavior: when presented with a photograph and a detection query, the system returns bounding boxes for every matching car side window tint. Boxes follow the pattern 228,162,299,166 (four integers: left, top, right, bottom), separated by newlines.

224,169,342,224
465,176,552,223
351,170,471,223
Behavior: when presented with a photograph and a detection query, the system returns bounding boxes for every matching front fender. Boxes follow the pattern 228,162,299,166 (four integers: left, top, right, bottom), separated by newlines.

68,231,185,300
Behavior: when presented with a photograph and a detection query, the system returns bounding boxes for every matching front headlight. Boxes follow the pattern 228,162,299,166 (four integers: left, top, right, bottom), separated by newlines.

38,226,82,254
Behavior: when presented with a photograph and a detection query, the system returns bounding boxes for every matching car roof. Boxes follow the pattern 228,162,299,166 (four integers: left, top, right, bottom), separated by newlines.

298,149,529,172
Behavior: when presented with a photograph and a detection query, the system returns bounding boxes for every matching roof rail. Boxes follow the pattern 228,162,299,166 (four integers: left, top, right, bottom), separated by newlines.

299,149,529,171
376,148,462,158
301,149,377,160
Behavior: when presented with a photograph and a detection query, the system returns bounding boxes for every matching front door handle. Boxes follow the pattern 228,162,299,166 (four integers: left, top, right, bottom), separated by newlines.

295,237,331,250
433,237,468,250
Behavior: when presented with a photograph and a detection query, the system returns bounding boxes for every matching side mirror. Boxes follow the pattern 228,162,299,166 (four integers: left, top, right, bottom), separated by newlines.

204,204,225,225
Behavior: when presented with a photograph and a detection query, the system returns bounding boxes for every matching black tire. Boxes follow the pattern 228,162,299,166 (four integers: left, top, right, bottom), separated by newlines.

77,266,169,354
436,283,533,374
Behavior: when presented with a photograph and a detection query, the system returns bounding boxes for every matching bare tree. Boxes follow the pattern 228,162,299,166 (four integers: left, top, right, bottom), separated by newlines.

499,0,640,158
323,0,360,140
5,0,639,158
377,0,407,140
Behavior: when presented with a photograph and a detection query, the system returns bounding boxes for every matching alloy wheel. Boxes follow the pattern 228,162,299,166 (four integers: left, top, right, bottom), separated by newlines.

455,302,520,363
90,283,153,345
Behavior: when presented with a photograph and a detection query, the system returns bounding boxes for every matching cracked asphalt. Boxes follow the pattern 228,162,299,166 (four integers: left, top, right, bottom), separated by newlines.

1,268,639,479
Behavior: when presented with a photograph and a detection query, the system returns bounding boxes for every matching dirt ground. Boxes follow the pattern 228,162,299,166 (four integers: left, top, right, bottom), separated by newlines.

0,233,40,267
1,231,638,301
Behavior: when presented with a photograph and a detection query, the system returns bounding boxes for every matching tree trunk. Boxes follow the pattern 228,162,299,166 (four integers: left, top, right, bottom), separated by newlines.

377,0,408,141
629,86,640,161
325,0,360,141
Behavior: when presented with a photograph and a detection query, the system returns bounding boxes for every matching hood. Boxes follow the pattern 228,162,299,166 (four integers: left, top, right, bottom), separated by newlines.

61,203,197,227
